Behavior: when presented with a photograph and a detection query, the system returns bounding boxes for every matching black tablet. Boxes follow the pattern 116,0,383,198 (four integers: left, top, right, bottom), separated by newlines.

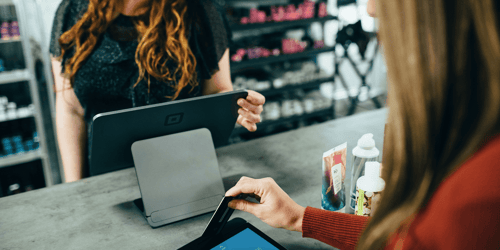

206,219,288,250
179,196,287,250
89,90,248,176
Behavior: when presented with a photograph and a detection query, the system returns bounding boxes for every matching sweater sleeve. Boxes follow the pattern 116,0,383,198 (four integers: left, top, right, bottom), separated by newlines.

302,207,369,250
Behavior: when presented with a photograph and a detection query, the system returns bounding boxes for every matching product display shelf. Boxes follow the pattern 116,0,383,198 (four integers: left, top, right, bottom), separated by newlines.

230,15,337,32
0,112,34,122
227,0,336,142
0,0,61,188
231,107,333,136
0,38,20,44
230,46,334,72
0,150,41,169
0,69,31,85
258,76,334,97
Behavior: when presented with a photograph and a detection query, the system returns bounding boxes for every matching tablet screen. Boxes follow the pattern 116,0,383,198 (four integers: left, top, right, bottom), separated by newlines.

210,228,279,250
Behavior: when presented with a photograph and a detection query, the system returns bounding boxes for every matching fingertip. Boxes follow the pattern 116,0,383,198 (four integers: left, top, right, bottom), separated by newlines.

250,125,257,132
227,200,236,209
237,98,245,106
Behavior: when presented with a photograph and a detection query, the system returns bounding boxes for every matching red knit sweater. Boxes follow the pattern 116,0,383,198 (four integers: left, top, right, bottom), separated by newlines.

302,136,500,250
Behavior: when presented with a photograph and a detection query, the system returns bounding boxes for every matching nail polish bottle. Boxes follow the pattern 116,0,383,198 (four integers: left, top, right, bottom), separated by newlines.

0,21,10,40
257,10,266,23
276,6,285,22
10,21,20,39
318,2,328,18
249,8,259,23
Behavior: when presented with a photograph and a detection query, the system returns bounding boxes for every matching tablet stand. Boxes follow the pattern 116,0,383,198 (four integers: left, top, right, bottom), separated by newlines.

131,128,226,228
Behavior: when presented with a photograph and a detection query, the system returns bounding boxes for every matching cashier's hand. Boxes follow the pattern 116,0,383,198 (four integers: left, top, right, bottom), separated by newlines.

225,176,305,232
237,90,265,132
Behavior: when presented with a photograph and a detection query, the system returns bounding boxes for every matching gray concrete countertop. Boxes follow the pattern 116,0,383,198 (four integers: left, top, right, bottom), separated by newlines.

0,108,386,250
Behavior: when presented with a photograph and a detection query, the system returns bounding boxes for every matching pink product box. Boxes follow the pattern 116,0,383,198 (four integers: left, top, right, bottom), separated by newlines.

239,0,318,25
230,47,273,62
282,39,307,54
318,2,328,18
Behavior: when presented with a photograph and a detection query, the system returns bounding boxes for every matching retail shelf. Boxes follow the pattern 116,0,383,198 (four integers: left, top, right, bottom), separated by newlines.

0,69,31,85
231,16,337,32
230,46,334,73
0,0,13,6
257,76,334,97
232,108,333,136
0,112,34,123
0,39,21,44
0,150,42,169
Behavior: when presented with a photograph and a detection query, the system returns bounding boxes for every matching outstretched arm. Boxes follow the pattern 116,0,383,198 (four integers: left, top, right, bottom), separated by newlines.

202,49,265,132
226,176,369,250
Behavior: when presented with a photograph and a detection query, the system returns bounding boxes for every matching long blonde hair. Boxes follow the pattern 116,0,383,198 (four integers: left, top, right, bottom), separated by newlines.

357,1,500,249
58,0,197,100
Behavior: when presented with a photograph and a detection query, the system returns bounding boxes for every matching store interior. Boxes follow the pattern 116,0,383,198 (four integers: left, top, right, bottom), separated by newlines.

0,0,386,198
1,0,497,249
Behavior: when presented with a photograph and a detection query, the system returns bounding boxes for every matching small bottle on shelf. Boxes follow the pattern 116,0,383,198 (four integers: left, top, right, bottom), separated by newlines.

6,176,22,196
12,135,25,154
1,137,14,156
6,102,17,120
0,6,11,40
9,20,20,40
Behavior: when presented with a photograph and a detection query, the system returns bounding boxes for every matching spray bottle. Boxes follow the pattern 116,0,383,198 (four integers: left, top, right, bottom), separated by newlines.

350,133,379,212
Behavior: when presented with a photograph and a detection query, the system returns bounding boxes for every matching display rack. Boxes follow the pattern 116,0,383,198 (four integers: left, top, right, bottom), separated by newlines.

0,0,61,196
230,46,335,72
259,76,334,97
227,0,336,140
230,15,337,32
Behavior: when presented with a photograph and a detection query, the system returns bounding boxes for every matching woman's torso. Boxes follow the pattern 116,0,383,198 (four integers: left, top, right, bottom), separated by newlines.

50,0,231,174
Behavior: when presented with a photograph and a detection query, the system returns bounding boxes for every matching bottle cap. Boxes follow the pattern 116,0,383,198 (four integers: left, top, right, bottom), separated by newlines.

352,133,380,158
365,161,381,178
358,133,375,149
357,161,385,192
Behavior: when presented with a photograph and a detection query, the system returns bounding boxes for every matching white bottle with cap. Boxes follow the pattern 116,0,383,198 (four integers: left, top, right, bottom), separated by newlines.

355,161,385,216
349,133,380,212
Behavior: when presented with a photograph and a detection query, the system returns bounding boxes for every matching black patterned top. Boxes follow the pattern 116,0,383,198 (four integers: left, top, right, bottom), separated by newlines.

49,0,231,174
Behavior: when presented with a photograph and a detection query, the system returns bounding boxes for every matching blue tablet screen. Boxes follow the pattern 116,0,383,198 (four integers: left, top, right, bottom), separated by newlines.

210,228,279,250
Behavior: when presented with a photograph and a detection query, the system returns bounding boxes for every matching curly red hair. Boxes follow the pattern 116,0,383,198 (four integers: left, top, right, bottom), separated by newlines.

58,0,197,100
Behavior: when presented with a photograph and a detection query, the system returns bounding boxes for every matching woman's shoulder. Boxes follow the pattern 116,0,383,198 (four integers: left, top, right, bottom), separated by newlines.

49,0,88,56
54,0,88,20
409,136,500,249
190,0,227,25
432,135,500,204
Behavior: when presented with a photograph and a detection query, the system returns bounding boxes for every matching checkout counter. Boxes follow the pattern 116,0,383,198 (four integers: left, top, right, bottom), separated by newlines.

0,109,386,249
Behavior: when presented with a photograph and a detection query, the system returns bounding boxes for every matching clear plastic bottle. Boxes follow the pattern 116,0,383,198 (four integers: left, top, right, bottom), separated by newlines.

349,133,379,212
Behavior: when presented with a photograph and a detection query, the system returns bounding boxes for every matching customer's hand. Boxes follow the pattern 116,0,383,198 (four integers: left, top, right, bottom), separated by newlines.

237,90,265,132
225,176,305,232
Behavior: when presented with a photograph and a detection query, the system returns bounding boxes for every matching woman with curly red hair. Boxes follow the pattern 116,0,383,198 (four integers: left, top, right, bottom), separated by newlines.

50,0,265,182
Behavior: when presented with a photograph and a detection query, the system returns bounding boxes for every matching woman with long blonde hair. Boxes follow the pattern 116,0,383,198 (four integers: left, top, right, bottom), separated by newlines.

50,0,265,182
225,0,500,249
